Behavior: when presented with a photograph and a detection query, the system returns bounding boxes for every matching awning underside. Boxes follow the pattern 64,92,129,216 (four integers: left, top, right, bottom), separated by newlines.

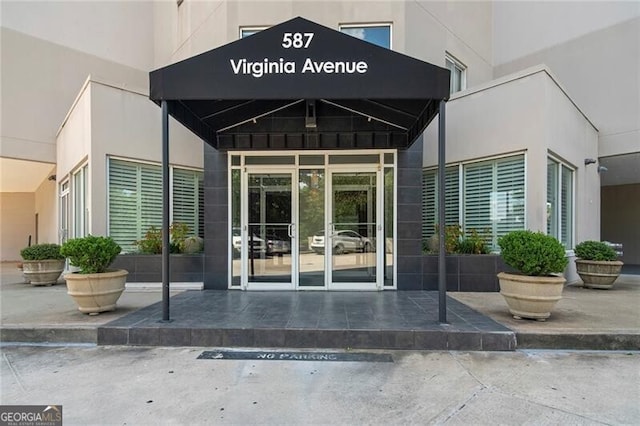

166,97,439,150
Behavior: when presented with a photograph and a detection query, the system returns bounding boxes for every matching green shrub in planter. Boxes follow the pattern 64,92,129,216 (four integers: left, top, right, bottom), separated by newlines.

574,240,617,261
20,243,64,261
498,230,567,276
61,235,121,274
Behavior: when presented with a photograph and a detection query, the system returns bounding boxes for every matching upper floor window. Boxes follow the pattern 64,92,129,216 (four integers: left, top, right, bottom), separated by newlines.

340,24,391,49
445,53,466,94
240,27,268,39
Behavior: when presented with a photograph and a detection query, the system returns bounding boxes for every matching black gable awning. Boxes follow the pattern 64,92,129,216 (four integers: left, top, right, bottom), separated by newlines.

149,16,450,150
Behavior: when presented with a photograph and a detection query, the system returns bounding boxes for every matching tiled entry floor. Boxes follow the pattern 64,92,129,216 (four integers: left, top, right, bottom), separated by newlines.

98,291,516,351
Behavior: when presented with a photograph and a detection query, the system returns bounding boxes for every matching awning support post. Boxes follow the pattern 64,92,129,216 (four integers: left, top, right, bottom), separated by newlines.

438,99,448,324
161,100,171,322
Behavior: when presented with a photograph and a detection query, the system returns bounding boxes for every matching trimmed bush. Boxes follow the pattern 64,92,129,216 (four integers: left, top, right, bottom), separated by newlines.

134,223,190,254
498,230,568,276
61,235,121,274
20,243,64,261
575,240,618,261
457,229,490,254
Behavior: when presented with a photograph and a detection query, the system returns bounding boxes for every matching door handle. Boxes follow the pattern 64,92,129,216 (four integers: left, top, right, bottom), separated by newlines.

288,223,295,238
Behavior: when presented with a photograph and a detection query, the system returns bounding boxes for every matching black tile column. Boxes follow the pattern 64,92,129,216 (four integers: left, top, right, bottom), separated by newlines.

204,145,228,289
396,136,424,290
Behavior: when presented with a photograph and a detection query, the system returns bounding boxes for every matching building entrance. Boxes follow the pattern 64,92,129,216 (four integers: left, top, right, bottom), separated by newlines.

231,151,395,290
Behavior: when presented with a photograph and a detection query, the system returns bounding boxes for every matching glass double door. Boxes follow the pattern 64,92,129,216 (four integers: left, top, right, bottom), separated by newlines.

240,167,381,290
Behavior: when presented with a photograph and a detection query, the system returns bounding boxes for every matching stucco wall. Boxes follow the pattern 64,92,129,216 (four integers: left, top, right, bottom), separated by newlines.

0,28,149,165
0,193,35,260
88,81,204,236
56,82,92,183
423,68,598,262
493,2,639,66
494,17,639,160
155,1,408,66
405,1,493,88
544,76,600,245
601,184,640,265
153,0,494,90
423,70,547,232
1,0,154,72
34,172,58,245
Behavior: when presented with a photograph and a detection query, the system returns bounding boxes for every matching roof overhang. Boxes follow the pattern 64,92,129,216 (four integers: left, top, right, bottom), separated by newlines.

149,17,450,150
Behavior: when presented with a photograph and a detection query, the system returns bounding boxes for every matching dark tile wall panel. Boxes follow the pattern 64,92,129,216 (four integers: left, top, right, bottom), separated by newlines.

111,255,204,282
204,145,229,289
422,255,503,292
397,136,424,290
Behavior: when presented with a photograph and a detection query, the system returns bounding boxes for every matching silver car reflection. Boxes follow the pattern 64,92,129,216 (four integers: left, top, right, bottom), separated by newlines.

310,230,373,255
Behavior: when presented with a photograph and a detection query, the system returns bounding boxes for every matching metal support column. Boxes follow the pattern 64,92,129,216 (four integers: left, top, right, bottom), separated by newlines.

438,100,448,324
161,100,170,322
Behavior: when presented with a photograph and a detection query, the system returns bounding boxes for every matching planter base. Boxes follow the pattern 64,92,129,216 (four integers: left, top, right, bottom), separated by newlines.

498,272,565,320
65,269,127,314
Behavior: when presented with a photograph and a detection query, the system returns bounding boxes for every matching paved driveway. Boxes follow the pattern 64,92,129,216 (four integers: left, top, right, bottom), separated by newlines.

1,345,638,425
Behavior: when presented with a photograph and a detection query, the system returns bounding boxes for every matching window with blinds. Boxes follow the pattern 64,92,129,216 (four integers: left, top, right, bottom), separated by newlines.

108,158,204,252
494,156,525,244
72,164,88,238
547,157,574,248
422,166,460,240
172,168,204,238
423,154,525,251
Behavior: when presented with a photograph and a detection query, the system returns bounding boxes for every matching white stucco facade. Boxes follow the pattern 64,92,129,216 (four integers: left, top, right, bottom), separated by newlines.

0,0,637,268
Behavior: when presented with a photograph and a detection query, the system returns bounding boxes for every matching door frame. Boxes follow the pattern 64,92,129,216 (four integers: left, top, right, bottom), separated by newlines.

242,168,297,290
228,150,397,291
326,166,383,290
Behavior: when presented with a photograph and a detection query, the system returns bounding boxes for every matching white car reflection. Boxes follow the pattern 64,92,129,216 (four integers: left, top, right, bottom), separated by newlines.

232,228,266,256
310,230,373,255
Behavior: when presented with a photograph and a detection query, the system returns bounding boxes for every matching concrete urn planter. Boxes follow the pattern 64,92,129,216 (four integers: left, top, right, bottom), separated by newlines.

22,259,66,286
65,269,127,314
497,272,565,321
575,259,623,289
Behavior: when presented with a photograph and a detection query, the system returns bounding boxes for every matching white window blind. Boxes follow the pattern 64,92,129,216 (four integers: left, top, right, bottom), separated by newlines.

547,157,574,248
547,158,558,237
561,165,573,247
72,164,88,238
108,158,204,252
495,157,525,242
463,162,493,235
173,168,204,238
463,155,525,249
422,166,460,240
109,159,162,252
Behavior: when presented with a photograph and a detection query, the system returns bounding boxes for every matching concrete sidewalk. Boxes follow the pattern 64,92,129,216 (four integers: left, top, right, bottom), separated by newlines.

0,262,185,344
1,261,638,349
450,275,640,349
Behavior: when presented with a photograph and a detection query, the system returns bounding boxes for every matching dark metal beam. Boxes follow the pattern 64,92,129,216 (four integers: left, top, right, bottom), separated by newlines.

161,100,170,322
438,99,447,324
